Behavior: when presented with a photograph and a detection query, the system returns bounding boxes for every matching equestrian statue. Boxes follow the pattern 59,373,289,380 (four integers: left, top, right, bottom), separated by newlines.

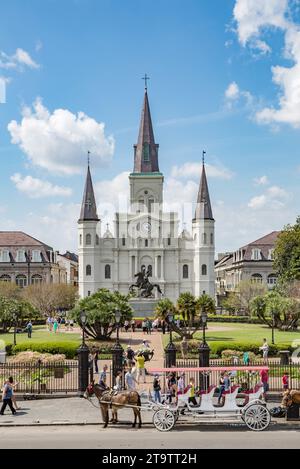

129,266,163,298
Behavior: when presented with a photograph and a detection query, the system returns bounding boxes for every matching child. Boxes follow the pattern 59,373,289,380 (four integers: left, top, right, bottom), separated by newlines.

153,374,161,403
282,372,289,391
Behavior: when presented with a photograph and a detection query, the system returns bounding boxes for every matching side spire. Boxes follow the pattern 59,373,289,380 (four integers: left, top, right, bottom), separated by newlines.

194,151,214,221
78,154,99,222
133,82,159,173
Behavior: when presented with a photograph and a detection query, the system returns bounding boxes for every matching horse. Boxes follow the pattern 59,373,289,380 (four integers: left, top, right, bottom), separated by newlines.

141,283,163,298
85,382,142,429
281,390,300,408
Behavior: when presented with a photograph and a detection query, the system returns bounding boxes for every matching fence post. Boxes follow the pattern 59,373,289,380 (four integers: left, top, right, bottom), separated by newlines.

165,342,177,368
111,342,124,387
77,343,89,397
199,342,210,391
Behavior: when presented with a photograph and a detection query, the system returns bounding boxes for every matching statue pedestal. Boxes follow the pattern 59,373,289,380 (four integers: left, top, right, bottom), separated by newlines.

129,298,160,318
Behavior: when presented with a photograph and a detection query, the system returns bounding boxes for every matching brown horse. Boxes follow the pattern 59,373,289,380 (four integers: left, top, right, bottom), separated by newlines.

281,390,300,408
85,382,142,429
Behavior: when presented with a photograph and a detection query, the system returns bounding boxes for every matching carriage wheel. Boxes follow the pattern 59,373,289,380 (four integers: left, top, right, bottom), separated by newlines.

243,404,271,432
153,409,175,432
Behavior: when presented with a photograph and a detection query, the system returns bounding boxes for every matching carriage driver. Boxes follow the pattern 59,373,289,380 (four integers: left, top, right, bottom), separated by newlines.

98,364,109,391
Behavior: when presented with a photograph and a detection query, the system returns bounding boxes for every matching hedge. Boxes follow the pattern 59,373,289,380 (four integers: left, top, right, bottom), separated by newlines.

207,315,267,324
8,342,80,359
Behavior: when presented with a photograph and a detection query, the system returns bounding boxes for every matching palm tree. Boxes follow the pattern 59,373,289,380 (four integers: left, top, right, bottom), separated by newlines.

154,298,176,321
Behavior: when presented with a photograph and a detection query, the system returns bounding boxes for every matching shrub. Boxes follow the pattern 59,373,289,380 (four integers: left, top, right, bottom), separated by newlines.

9,351,66,364
11,342,79,359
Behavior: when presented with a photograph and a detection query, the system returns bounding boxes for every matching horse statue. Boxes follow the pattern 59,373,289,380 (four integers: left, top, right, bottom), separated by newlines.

84,381,142,429
129,267,163,298
281,389,300,408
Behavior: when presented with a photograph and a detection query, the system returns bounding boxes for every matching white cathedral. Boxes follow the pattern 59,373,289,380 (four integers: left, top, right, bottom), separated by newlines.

78,88,215,304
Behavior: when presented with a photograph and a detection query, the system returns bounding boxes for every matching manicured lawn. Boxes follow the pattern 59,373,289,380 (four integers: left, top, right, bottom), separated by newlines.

162,322,300,348
0,326,81,347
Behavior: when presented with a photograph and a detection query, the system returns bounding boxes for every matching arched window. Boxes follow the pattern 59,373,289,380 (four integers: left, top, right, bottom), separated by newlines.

145,239,148,247
105,264,111,279
16,274,27,288
210,233,214,245
202,233,207,245
31,274,43,285
183,264,189,279
79,234,82,245
86,234,92,246
251,273,263,284
267,274,277,287
122,236,126,246
86,265,92,276
96,234,99,245
201,264,207,276
147,265,152,277
0,274,11,282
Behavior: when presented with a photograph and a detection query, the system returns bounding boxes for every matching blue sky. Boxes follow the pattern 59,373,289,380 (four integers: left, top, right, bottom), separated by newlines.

0,0,300,253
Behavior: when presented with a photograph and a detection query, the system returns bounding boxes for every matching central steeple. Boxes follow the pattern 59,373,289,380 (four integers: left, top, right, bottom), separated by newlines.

133,87,160,173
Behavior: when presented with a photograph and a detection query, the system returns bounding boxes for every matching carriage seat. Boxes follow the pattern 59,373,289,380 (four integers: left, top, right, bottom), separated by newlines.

244,384,261,395
177,386,191,395
223,385,239,395
198,385,216,396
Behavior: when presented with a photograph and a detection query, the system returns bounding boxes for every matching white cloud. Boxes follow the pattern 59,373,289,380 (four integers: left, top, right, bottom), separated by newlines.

11,173,72,199
224,81,254,109
225,82,240,100
170,162,234,180
254,175,269,185
233,0,300,128
8,98,115,175
0,48,39,70
248,185,289,209
233,0,288,51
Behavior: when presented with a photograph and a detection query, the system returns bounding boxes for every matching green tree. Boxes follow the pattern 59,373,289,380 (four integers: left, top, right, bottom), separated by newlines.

154,298,176,321
22,284,78,317
71,288,133,340
238,280,267,315
274,216,300,282
196,293,216,316
0,297,36,333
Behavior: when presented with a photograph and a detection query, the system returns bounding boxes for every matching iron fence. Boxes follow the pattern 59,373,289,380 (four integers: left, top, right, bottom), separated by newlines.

0,361,78,394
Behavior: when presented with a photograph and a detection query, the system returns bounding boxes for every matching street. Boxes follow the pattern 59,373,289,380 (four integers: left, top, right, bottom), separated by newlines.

0,425,299,449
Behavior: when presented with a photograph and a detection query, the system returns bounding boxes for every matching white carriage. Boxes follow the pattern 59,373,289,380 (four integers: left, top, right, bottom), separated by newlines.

148,366,271,433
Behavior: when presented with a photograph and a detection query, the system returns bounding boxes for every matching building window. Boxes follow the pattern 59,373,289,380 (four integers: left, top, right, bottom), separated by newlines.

157,256,161,278
86,265,92,276
202,233,207,245
268,249,275,260
251,273,263,284
105,264,111,279
96,235,100,245
79,234,82,245
0,250,10,262
183,264,189,279
251,249,261,261
143,143,150,162
0,274,11,282
147,265,152,277
88,291,91,297
31,274,43,285
32,250,41,262
86,234,92,246
148,198,154,212
145,239,148,247
17,250,26,262
267,274,277,287
122,236,126,246
201,264,207,276
167,237,171,246
210,233,214,245
16,274,27,288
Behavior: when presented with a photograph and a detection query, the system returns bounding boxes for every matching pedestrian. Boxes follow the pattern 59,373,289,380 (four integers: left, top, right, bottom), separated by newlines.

114,371,122,391
4,377,20,411
260,338,269,364
46,316,52,331
142,320,147,334
153,374,161,403
188,378,198,406
260,368,269,401
69,319,74,330
136,353,146,384
125,367,138,391
53,318,58,334
282,372,289,391
146,318,152,335
243,352,250,366
162,320,166,335
93,348,99,374
176,317,180,329
25,320,33,338
99,364,109,390
0,378,16,415
141,339,150,349
166,372,177,404
131,319,135,333
124,320,130,333
177,373,185,394
126,345,135,367
217,372,226,405
180,336,188,360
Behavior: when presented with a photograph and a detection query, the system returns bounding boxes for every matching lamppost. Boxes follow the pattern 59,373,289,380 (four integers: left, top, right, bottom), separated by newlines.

12,312,17,347
271,312,275,345
165,312,176,368
77,310,89,396
199,309,210,391
111,309,124,387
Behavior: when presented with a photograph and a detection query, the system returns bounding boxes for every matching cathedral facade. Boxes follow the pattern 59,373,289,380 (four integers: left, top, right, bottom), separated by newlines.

78,89,215,303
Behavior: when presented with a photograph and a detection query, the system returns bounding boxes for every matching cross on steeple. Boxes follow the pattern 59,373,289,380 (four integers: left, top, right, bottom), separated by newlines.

85,198,92,211
202,150,206,165
142,73,150,91
87,151,91,166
